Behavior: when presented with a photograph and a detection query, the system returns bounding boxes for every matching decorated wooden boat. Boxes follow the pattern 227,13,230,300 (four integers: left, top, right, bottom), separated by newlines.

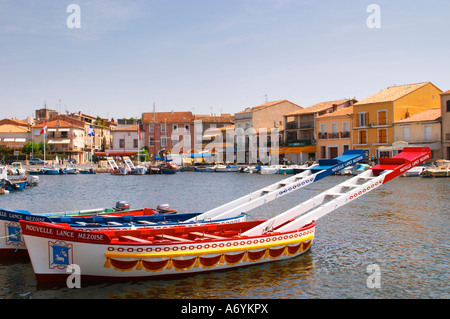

0,204,244,259
21,219,315,284
20,147,431,284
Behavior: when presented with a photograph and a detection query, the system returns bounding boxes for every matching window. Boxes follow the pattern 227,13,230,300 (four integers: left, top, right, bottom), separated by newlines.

378,129,387,143
172,136,179,146
402,126,410,141
358,112,368,127
133,139,138,148
161,124,166,132
330,123,338,138
320,146,326,159
343,144,350,152
184,135,191,147
61,131,68,138
173,124,178,131
149,137,154,146
161,137,166,147
184,124,190,132
343,122,350,133
149,124,154,132
358,130,367,144
378,110,387,125
424,125,432,141
119,139,125,148
447,100,450,112
319,124,327,139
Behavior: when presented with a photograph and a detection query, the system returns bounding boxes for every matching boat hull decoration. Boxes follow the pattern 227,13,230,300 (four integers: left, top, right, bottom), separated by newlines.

20,220,315,284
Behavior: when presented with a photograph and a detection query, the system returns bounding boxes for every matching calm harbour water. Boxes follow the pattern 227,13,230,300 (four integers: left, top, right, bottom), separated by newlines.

0,171,448,299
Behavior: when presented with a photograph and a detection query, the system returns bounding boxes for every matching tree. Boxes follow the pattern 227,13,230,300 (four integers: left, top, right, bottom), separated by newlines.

0,146,13,162
23,141,40,156
38,141,50,155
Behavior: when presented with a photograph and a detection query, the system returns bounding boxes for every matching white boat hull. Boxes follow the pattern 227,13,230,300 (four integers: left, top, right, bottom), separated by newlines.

21,222,315,284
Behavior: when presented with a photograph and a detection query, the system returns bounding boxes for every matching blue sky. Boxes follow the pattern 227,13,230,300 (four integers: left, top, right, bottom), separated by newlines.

1,0,449,121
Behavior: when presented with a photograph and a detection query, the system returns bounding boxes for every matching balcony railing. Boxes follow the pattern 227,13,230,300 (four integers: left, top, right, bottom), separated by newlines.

318,131,351,140
281,139,315,146
285,122,315,130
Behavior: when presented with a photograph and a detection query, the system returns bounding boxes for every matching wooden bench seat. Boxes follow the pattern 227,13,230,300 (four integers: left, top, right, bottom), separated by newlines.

154,234,189,242
189,232,227,240
107,221,122,226
120,235,152,243
137,220,157,225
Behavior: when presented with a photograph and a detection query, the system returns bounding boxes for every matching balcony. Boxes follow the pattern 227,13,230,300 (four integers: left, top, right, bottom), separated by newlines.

285,122,315,130
281,139,315,146
318,131,351,140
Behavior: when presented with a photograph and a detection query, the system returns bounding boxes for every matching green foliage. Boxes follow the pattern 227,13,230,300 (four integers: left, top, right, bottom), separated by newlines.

23,141,41,155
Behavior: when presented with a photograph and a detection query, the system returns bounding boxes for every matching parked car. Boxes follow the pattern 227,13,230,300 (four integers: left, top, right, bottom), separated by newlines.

29,158,48,165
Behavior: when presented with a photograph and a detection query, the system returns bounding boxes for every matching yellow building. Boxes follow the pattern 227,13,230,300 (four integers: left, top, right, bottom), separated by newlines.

441,90,450,160
391,108,441,161
316,106,353,159
352,82,442,158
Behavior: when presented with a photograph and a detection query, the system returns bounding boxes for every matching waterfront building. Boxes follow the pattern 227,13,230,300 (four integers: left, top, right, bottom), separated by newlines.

390,108,441,161
141,111,234,160
33,120,86,164
352,82,442,159
283,99,356,163
0,123,30,151
315,106,354,159
440,90,450,160
142,111,194,158
232,100,302,163
235,100,302,131
100,125,143,157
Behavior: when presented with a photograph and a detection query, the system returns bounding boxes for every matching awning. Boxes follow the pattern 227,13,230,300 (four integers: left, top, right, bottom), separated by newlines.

270,145,316,154
190,153,214,158
378,141,440,152
48,139,71,144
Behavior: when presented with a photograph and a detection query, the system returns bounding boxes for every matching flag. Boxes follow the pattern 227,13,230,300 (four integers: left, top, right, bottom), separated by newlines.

137,125,141,140
40,123,47,135
88,125,94,137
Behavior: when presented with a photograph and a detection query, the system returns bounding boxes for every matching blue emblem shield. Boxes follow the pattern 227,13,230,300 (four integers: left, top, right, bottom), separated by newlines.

7,225,21,243
52,245,70,266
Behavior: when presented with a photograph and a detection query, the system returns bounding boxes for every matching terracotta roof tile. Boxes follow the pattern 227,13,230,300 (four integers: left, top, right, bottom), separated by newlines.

0,124,29,133
34,120,83,129
316,106,353,118
393,108,441,123
142,112,194,123
355,82,430,105
194,114,234,123
235,100,301,114
0,118,29,127
113,125,139,132
285,99,352,116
